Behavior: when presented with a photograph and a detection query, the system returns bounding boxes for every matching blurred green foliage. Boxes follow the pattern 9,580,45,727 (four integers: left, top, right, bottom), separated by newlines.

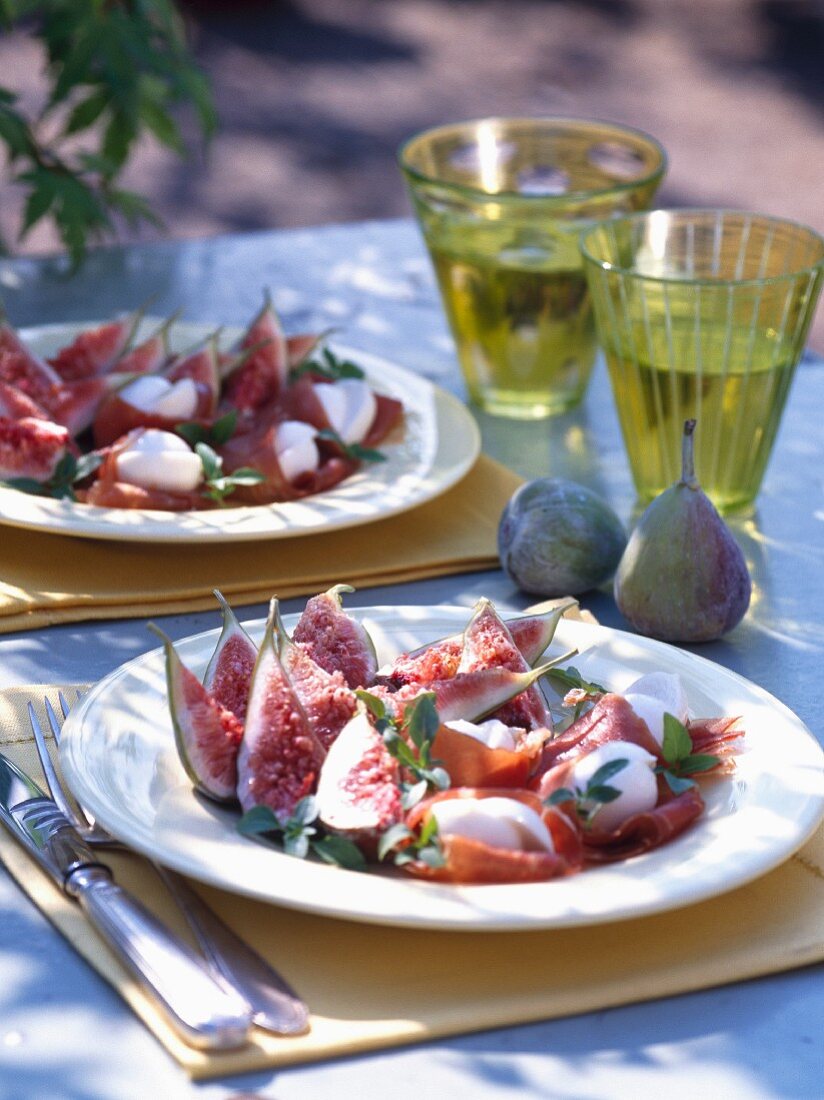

0,0,216,265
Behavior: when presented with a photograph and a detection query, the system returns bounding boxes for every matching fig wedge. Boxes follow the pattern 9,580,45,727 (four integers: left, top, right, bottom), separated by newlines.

202,589,258,722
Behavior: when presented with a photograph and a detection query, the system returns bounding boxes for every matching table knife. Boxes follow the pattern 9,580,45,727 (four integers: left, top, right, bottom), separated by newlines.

0,751,252,1051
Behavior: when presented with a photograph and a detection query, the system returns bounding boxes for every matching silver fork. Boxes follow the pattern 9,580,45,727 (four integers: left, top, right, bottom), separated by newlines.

30,693,309,1037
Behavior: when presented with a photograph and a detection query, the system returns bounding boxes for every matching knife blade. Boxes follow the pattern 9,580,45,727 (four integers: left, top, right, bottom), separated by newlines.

0,752,252,1051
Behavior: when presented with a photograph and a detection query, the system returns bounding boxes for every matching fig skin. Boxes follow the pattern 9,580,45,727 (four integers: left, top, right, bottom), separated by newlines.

614,420,751,643
498,477,627,597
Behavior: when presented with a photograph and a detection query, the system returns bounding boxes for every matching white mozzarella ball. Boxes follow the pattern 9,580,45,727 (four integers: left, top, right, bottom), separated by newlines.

444,718,517,751
313,379,377,444
622,673,689,746
274,420,320,482
120,375,198,420
115,429,202,492
430,796,554,853
570,741,658,833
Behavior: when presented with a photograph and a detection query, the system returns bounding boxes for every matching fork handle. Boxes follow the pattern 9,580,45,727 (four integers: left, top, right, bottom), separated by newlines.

66,865,252,1050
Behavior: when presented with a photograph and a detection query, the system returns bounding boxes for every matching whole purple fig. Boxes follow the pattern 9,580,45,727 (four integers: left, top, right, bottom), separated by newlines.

614,420,751,643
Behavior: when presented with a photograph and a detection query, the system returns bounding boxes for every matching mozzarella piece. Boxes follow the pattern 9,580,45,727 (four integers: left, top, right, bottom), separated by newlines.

116,429,202,492
313,380,377,444
570,741,658,833
444,718,518,752
274,420,320,482
119,375,198,420
430,796,554,853
623,672,690,745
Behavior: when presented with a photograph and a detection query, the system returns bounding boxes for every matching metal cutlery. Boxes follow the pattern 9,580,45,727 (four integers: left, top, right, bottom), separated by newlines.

0,750,253,1051
30,694,310,1037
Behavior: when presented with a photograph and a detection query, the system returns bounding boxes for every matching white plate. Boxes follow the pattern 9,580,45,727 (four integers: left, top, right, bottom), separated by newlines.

0,322,479,542
60,606,824,932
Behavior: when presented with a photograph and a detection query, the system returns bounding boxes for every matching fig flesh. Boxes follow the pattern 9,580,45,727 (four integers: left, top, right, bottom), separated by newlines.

292,584,378,689
614,420,751,643
315,710,402,852
272,599,357,750
202,590,258,722
236,603,326,817
458,599,552,730
152,625,243,802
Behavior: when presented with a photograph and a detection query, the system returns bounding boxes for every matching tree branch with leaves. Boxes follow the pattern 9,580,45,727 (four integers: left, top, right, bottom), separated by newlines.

0,0,216,265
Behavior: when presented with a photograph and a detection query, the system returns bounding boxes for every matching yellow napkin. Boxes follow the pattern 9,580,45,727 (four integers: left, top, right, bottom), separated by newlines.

0,455,520,633
1,687,823,1080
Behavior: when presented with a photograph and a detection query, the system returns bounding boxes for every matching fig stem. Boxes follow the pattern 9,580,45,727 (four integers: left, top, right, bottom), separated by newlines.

681,419,699,488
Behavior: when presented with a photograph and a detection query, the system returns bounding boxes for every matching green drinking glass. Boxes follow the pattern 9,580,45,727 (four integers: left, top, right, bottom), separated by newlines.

581,209,824,513
399,117,666,419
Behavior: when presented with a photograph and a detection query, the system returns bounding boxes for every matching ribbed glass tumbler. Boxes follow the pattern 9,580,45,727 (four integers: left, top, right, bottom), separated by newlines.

581,210,824,513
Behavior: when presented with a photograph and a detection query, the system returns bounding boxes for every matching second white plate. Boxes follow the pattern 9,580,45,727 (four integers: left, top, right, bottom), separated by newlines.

0,322,480,542
60,607,824,932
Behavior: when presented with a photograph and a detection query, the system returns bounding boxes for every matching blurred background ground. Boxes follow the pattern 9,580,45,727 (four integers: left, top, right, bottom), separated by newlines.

1,0,822,348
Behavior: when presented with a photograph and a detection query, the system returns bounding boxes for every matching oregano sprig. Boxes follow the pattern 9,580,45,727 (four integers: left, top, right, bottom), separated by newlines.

657,713,719,794
357,690,449,810
293,346,365,382
195,441,263,504
545,757,629,828
1,450,101,501
237,796,366,870
175,410,237,449
377,814,445,870
318,427,386,465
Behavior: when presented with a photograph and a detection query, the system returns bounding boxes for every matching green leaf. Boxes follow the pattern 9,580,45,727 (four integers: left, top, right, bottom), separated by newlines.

294,347,366,382
210,410,237,446
586,758,629,789
175,422,209,447
138,95,184,154
545,787,575,806
317,427,386,466
544,666,606,697
403,692,439,749
586,783,621,804
377,822,413,862
283,831,310,860
401,778,428,811
237,805,282,837
661,770,696,795
1,477,48,496
356,689,386,722
65,90,109,136
661,713,694,766
311,834,367,871
290,795,318,827
677,753,720,776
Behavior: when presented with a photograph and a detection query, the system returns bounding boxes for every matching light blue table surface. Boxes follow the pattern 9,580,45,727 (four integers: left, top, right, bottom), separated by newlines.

0,220,821,1099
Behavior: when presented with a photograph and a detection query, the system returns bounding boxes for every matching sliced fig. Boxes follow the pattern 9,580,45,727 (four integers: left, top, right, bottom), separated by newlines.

286,332,327,371
0,323,60,405
458,599,552,729
236,602,326,817
165,335,221,415
0,380,50,421
272,599,357,750
202,590,258,721
222,295,288,411
0,416,71,480
371,653,573,725
151,625,243,802
384,603,574,687
315,709,402,853
49,374,137,437
292,585,378,689
47,314,138,380
112,319,172,375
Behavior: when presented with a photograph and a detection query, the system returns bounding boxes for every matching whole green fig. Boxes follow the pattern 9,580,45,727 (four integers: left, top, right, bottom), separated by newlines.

498,477,626,597
614,420,751,642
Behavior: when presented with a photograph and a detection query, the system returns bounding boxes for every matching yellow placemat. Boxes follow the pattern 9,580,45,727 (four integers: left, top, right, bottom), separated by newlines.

0,455,519,634
1,687,823,1080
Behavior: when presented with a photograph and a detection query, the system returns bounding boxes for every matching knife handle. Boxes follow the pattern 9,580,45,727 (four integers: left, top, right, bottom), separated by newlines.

66,865,252,1050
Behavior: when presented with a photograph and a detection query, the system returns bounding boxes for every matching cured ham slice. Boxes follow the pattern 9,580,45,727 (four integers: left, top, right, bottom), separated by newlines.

219,423,357,505
92,384,213,448
81,441,203,511
582,786,706,863
430,723,540,789
688,716,744,774
404,788,582,884
535,694,663,780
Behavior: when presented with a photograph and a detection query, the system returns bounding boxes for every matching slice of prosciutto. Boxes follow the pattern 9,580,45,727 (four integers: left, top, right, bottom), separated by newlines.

581,785,706,863
404,787,582,884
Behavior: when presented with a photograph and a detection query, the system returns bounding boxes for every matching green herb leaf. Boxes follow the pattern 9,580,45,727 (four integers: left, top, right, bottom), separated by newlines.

403,693,440,750
311,834,367,871
660,769,696,795
356,689,386,721
317,428,386,465
544,666,606,697
545,787,575,806
676,753,720,776
661,713,696,767
237,805,282,837
377,822,413,862
293,346,366,382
